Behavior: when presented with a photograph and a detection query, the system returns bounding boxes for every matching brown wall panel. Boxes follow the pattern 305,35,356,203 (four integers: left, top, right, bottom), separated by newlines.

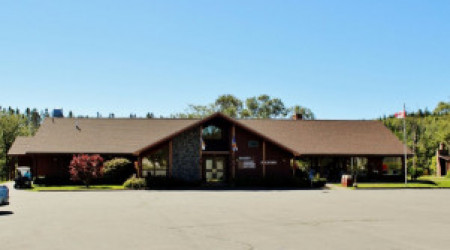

234,126,292,180
34,154,72,179
265,141,293,178
234,126,263,179
17,156,32,167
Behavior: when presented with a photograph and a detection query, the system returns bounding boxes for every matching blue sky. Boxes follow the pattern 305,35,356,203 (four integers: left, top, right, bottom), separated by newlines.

1,0,449,119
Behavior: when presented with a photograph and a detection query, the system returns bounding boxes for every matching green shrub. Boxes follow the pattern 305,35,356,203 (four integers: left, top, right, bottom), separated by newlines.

123,176,146,189
103,158,135,184
104,158,132,173
410,167,425,180
0,158,8,180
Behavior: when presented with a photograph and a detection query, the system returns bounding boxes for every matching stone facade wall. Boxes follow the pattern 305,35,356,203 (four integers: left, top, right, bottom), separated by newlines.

172,127,201,182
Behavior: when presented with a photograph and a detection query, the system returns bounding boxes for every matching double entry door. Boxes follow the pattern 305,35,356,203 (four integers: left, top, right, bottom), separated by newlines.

203,156,227,183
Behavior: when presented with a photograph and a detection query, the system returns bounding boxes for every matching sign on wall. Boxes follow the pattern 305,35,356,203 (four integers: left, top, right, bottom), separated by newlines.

261,160,277,165
238,156,256,169
248,140,259,148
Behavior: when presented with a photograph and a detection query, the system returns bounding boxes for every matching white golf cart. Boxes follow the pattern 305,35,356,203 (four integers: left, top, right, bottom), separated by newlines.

14,166,32,189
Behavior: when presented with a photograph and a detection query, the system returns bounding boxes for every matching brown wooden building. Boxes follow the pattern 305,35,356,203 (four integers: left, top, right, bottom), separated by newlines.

8,113,412,184
436,143,450,177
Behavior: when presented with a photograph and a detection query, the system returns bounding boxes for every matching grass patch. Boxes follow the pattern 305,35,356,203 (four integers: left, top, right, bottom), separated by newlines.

355,183,436,188
31,185,125,191
353,176,450,189
418,176,450,188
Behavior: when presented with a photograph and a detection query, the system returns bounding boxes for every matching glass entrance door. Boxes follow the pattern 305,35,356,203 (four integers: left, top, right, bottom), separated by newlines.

204,156,226,183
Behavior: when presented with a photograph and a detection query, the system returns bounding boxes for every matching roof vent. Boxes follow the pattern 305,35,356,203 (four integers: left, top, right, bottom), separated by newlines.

75,120,81,131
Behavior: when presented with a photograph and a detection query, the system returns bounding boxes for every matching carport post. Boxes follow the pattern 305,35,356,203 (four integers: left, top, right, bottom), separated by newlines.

262,141,266,178
292,155,297,177
9,156,16,180
137,156,143,178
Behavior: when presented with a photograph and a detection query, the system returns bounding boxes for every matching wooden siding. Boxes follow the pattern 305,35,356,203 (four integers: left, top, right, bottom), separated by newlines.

234,126,293,180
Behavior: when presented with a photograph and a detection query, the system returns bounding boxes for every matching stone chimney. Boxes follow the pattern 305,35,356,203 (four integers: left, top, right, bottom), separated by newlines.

292,113,303,120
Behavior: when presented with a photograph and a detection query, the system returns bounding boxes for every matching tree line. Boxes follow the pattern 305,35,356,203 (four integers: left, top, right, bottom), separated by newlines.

172,94,315,119
0,107,39,179
380,101,450,177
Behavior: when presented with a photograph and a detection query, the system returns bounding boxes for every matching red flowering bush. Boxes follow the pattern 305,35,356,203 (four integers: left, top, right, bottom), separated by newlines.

69,154,104,187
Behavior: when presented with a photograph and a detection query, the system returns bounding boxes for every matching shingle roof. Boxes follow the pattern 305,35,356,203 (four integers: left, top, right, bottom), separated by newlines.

21,118,199,154
8,113,411,156
238,119,411,156
8,136,34,155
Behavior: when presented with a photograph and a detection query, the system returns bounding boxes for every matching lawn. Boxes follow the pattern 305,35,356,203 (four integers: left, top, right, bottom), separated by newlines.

355,182,436,188
31,185,126,191
418,176,450,187
353,176,450,189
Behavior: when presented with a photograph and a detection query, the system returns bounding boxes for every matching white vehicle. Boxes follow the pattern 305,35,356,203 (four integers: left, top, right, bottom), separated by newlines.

0,185,9,206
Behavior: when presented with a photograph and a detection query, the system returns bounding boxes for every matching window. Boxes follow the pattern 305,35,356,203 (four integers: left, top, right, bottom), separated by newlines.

202,126,222,140
142,146,169,177
382,157,402,175
346,157,368,176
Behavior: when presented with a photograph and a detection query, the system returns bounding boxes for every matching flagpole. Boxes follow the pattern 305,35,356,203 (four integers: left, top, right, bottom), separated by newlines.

403,103,407,185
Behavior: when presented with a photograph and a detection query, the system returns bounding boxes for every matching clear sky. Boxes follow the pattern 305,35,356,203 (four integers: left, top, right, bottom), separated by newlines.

1,0,449,119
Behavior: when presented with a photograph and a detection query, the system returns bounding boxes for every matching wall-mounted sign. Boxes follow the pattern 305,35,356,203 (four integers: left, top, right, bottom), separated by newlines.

238,156,256,169
248,140,259,148
242,161,256,169
261,160,277,165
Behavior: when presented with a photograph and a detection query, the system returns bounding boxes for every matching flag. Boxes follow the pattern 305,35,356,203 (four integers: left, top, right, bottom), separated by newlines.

394,110,406,119
232,136,238,152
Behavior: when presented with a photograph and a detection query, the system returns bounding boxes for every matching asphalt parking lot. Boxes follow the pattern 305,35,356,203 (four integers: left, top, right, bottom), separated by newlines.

1,183,450,250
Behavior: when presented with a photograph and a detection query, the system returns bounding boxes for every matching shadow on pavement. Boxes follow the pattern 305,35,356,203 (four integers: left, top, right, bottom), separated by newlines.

0,211,14,216
143,187,329,192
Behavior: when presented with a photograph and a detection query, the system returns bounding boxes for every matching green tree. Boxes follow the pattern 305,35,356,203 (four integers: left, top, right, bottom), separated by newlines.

244,95,288,118
31,108,41,130
173,94,313,119
382,101,450,177
434,101,450,115
214,94,243,118
172,104,215,118
0,111,31,179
